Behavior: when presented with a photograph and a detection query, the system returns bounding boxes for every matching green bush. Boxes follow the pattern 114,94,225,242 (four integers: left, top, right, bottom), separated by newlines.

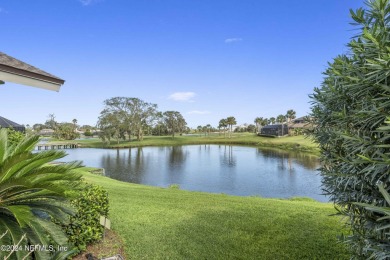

310,0,390,258
63,184,109,252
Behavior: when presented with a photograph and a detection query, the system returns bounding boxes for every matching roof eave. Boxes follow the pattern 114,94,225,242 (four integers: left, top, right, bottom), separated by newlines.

0,70,64,92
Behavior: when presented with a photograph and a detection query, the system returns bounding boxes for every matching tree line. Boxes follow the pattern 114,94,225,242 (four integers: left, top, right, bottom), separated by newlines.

254,109,297,131
97,97,188,144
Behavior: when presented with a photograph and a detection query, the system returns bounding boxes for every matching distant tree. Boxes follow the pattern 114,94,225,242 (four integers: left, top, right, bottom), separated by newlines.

163,111,187,138
33,123,45,132
286,109,296,123
276,115,284,124
55,122,80,140
206,124,211,136
97,112,123,144
45,113,57,130
84,128,93,137
226,116,237,138
72,118,78,130
276,114,287,136
97,97,158,141
254,117,263,133
247,124,256,133
269,117,276,125
218,119,228,137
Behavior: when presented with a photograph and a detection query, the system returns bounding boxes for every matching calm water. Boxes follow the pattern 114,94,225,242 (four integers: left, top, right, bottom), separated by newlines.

57,145,325,201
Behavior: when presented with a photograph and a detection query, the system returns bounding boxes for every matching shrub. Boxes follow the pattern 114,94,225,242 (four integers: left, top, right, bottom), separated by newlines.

62,184,109,253
84,129,93,137
310,0,390,258
0,129,82,259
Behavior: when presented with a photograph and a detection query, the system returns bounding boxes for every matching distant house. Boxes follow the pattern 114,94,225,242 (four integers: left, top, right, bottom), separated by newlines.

39,129,55,136
0,116,25,132
289,116,314,130
259,124,289,137
0,52,65,91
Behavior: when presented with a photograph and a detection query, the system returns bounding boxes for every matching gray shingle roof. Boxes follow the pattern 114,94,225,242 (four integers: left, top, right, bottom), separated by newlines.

0,52,64,84
0,116,24,128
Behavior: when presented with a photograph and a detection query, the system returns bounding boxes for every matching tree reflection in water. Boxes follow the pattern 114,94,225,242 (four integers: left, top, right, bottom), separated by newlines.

257,148,319,171
220,145,236,167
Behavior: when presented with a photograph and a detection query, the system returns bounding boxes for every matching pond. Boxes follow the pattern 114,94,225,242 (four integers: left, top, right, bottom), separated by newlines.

57,145,326,202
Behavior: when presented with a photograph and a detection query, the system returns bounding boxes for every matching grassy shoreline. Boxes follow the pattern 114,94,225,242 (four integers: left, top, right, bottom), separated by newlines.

78,168,349,259
55,133,319,154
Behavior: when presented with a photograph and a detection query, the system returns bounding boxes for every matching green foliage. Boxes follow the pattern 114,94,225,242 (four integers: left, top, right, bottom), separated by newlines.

163,111,187,138
5,127,25,145
62,184,109,253
0,128,82,259
97,97,158,143
310,0,390,257
84,129,93,137
55,122,80,140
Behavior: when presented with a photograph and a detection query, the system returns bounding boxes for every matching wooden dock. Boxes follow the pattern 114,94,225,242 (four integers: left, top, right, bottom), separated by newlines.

36,143,79,150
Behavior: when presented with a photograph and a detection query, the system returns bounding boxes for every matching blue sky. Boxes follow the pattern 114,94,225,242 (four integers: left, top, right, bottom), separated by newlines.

1,0,364,128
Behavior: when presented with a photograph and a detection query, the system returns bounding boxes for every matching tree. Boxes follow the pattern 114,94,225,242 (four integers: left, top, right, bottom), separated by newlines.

286,109,296,123
218,119,228,137
45,113,57,130
0,129,81,259
269,117,276,125
247,124,256,133
226,116,237,138
310,1,390,257
72,118,78,130
254,117,263,133
276,114,286,136
32,123,45,132
97,97,158,142
97,111,124,144
55,122,80,140
163,111,187,138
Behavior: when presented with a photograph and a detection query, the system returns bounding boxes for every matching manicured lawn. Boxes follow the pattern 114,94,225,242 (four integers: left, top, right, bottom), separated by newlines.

60,133,318,153
80,169,350,259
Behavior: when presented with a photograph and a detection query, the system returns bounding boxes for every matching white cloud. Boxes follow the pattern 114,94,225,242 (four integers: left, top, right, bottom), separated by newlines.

224,38,243,43
187,110,211,115
79,0,101,6
168,92,196,102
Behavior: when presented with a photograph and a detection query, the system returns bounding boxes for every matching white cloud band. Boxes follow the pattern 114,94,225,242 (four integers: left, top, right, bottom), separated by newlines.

168,92,196,102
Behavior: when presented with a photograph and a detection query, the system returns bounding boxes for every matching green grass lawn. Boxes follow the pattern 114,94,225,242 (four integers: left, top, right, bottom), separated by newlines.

60,133,318,153
80,169,349,259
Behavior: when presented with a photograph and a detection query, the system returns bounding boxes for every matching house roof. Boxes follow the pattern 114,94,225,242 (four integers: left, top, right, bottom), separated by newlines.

0,52,65,91
262,124,287,128
0,116,24,129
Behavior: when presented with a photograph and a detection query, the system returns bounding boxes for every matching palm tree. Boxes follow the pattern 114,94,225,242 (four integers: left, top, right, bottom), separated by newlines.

276,114,286,136
72,118,78,130
206,124,211,136
219,119,228,137
286,109,296,123
226,116,237,138
269,117,276,125
0,129,81,259
254,117,263,134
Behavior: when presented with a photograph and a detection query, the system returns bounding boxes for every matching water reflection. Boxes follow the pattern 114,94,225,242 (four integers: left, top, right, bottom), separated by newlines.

58,145,325,201
257,148,319,170
220,145,237,167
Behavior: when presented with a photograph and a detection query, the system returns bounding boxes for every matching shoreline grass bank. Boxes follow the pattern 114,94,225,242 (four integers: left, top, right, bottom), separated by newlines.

79,168,349,259
58,133,319,154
